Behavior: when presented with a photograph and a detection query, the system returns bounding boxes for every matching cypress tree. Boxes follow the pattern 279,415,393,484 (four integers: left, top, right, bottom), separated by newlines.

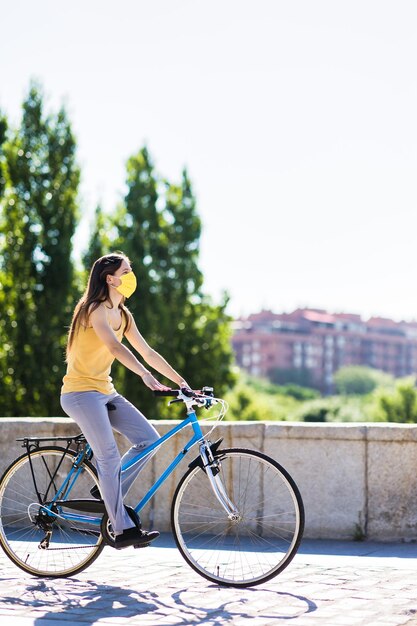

82,204,111,272
85,147,235,417
0,82,80,415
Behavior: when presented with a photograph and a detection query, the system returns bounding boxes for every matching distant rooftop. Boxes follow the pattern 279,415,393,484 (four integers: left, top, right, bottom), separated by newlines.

234,308,417,338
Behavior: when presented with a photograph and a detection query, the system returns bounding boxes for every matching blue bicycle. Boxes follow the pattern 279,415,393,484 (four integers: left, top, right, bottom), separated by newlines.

0,388,304,587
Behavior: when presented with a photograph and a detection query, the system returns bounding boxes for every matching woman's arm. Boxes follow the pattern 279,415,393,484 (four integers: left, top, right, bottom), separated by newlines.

89,305,170,391
124,312,189,388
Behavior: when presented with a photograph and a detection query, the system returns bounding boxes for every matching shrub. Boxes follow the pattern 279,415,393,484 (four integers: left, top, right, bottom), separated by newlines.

374,377,417,423
240,373,319,400
290,398,336,422
289,396,369,423
334,366,394,396
224,377,300,421
279,383,319,401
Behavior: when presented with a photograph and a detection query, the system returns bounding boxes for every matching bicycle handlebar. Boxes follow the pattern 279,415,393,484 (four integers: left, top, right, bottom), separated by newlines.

153,388,207,399
154,386,227,420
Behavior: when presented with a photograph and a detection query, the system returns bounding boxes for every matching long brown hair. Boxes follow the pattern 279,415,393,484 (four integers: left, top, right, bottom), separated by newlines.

66,253,132,359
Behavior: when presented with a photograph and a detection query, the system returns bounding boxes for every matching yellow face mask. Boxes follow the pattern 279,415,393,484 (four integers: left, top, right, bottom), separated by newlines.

115,271,137,298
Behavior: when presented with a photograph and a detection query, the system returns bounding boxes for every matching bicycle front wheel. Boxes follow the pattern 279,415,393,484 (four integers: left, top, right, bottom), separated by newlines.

0,447,104,577
171,448,304,587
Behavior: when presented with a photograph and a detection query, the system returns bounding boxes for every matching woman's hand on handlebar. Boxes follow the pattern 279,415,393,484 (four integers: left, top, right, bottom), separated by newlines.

179,379,193,395
141,371,172,392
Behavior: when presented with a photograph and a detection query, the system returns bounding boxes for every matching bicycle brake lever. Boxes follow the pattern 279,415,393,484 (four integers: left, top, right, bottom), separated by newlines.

180,386,194,398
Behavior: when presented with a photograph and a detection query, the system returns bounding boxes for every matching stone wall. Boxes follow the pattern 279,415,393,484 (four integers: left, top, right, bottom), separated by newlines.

1,418,416,541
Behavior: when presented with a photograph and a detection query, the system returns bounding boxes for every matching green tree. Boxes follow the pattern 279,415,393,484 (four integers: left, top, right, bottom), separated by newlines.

334,366,393,396
85,147,235,417
0,111,7,197
244,374,319,401
376,377,417,423
224,375,300,421
0,82,80,416
268,367,314,389
108,147,163,415
82,204,112,272
0,110,9,414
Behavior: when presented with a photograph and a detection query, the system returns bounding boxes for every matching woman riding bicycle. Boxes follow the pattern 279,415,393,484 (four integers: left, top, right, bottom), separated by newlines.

60,252,190,549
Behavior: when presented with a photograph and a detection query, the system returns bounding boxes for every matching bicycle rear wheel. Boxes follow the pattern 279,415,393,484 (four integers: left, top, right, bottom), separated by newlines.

0,447,104,577
171,448,304,587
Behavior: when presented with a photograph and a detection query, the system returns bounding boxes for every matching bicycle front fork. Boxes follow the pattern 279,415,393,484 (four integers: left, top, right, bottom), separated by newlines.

199,442,240,521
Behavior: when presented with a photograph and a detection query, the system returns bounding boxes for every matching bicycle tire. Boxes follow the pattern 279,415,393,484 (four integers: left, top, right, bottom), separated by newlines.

0,446,105,577
171,448,304,587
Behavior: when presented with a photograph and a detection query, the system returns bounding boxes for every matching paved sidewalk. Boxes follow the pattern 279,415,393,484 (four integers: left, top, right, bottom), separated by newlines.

0,535,416,626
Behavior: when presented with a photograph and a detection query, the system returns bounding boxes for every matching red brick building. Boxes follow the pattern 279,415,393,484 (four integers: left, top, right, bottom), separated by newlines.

232,308,417,393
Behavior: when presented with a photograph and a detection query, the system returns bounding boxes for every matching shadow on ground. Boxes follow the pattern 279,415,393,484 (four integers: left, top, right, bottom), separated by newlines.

298,539,417,560
0,576,317,624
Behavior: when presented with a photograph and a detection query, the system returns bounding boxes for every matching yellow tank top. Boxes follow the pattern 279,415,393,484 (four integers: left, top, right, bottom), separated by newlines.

61,313,126,395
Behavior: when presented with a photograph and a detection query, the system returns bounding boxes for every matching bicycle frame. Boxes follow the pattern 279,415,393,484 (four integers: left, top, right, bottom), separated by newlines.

42,408,207,528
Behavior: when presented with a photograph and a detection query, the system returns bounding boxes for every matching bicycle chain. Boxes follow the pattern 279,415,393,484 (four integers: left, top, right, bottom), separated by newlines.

39,544,100,551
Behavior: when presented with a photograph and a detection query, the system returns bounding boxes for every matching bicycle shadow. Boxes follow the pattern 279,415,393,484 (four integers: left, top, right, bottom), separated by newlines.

171,587,317,623
0,576,317,624
0,579,158,624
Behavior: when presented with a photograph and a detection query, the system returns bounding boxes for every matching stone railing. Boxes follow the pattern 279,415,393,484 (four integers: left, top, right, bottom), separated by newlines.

1,418,415,541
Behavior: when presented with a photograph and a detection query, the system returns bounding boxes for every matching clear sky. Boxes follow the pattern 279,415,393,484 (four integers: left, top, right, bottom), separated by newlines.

1,0,416,321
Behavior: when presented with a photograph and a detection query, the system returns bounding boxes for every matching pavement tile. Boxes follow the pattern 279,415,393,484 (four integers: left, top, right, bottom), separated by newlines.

376,620,417,626
1,538,417,625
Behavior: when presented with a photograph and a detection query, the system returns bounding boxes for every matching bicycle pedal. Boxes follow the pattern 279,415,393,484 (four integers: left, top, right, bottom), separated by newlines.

133,542,150,549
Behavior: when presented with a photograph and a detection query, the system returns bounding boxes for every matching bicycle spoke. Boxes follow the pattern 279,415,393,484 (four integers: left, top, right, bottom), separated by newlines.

0,448,104,577
172,449,304,587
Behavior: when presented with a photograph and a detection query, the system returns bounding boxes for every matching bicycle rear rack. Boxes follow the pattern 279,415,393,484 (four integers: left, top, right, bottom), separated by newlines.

16,433,86,450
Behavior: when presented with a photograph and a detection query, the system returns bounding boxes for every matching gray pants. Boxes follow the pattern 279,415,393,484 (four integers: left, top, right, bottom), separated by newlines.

60,391,160,534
